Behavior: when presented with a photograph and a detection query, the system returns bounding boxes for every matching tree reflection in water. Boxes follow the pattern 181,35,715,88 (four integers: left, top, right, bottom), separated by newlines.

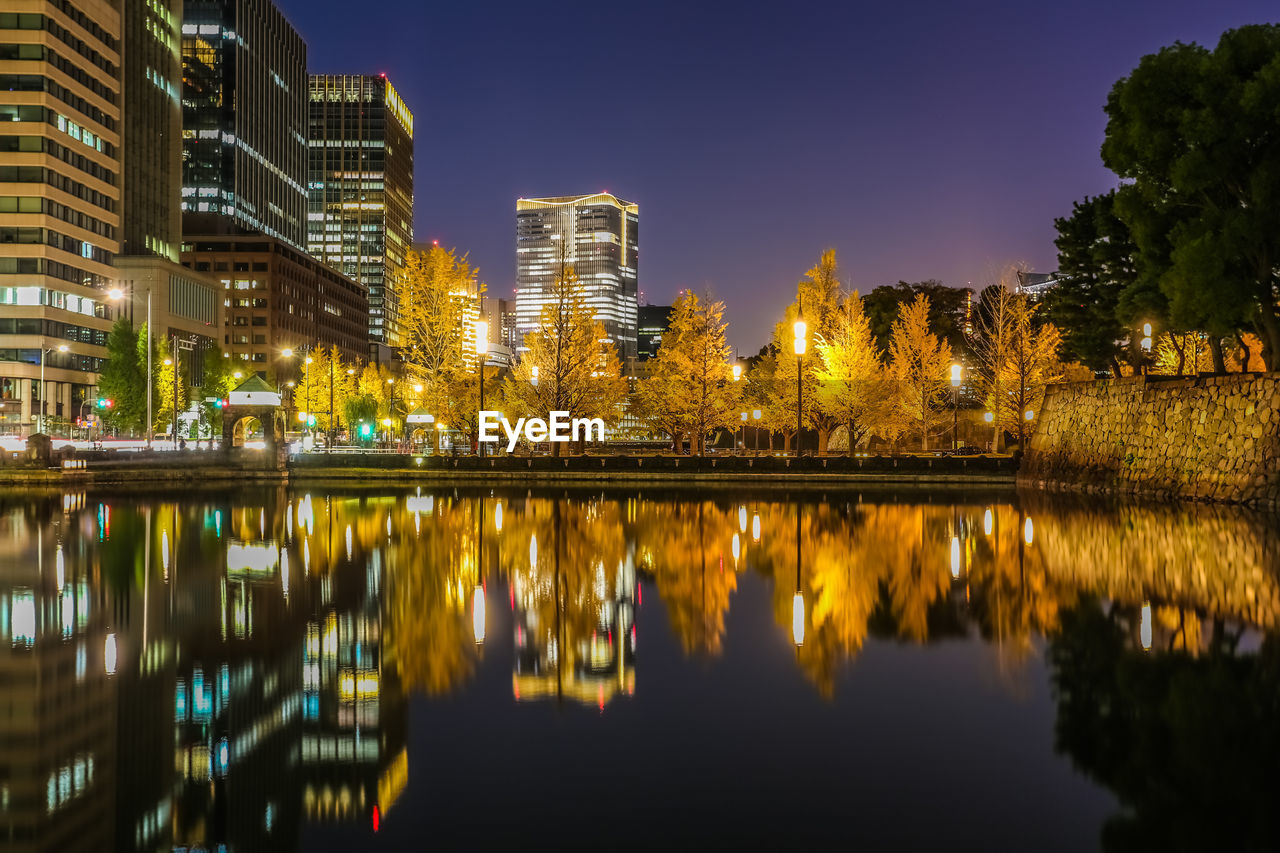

0,486,1276,849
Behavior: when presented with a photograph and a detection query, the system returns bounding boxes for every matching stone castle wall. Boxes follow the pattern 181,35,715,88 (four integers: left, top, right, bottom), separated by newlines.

1020,373,1280,507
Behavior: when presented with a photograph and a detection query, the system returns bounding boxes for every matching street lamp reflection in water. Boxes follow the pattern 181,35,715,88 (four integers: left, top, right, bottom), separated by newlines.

792,592,805,646
473,585,486,644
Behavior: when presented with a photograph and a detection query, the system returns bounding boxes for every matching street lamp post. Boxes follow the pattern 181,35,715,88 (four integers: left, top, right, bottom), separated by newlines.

38,344,69,436
792,318,806,457
732,364,743,456
950,363,962,451
168,336,195,449
752,409,761,454
475,320,488,458
386,377,396,448
107,286,152,448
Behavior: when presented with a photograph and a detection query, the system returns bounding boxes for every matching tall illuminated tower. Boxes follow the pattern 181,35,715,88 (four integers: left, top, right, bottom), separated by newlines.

180,0,308,247
515,193,638,361
307,74,414,351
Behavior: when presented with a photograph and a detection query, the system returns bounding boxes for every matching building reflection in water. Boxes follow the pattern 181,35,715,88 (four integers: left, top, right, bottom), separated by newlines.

0,487,1276,849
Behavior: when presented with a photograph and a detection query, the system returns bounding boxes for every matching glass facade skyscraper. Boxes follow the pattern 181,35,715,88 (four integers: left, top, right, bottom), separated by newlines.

123,0,181,261
180,0,307,248
307,74,414,348
515,193,638,361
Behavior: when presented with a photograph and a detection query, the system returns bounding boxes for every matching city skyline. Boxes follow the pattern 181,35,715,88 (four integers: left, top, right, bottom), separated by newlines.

276,0,1278,351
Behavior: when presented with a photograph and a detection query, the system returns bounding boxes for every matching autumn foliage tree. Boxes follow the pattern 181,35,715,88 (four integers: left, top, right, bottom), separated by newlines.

888,294,953,451
813,292,892,455
399,246,483,427
634,290,740,454
769,250,843,453
502,258,624,454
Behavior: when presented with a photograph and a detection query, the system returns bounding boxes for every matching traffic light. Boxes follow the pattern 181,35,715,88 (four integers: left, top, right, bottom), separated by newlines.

306,415,316,427
95,397,113,409
213,398,226,409
359,422,372,438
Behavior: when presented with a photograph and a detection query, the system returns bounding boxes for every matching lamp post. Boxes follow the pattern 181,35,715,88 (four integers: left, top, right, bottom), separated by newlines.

792,318,806,457
950,363,962,451
752,409,761,454
38,344,69,436
168,336,195,449
739,411,748,456
107,286,152,448
475,319,488,458
386,377,396,448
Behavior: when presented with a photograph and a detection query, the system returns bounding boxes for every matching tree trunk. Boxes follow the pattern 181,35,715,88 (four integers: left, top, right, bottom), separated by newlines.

781,429,793,454
1170,333,1186,376
1254,301,1280,371
920,422,929,453
1208,336,1227,374
817,427,829,456
1236,333,1252,373
847,419,855,458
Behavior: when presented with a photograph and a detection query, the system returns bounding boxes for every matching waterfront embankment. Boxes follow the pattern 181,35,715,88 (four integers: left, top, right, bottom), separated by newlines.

0,452,1016,489
1021,372,1280,508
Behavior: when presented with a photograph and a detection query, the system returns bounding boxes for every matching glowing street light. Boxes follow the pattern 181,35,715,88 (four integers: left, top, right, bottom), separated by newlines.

732,363,742,382
792,318,806,456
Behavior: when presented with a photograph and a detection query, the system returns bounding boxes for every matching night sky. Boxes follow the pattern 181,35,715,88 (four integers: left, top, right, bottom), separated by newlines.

277,0,1277,351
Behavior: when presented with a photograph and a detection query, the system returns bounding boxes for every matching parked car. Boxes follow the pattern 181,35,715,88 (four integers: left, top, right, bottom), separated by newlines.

950,445,984,456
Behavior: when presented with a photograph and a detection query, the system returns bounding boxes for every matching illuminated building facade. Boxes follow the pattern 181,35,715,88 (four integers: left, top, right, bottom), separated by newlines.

180,0,308,248
637,303,671,361
0,0,122,435
307,74,414,349
515,193,639,361
180,234,370,375
118,0,224,379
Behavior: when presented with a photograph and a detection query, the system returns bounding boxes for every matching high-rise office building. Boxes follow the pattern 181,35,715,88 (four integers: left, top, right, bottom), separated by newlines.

308,74,414,350
123,0,181,261
0,0,123,435
515,193,638,361
180,0,307,248
117,0,223,373
637,303,671,361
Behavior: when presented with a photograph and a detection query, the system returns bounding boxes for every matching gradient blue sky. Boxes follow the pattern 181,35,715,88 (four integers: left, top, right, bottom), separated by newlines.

278,0,1277,350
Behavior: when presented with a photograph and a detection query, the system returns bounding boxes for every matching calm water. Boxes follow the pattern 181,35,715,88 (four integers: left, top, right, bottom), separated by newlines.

1,485,1277,852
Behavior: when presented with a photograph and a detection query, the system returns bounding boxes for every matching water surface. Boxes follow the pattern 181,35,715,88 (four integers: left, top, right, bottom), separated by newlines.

1,485,1277,851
